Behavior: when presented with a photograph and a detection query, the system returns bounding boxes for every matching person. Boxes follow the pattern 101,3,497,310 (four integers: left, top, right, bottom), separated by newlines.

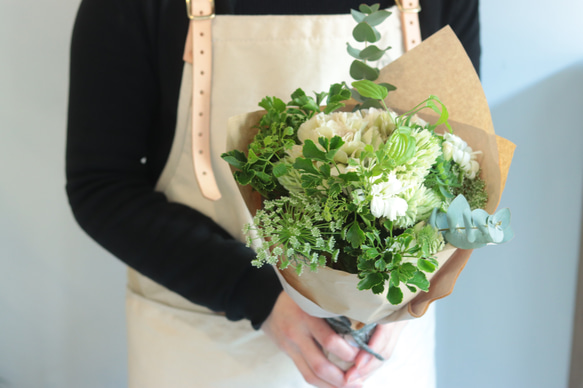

66,0,480,387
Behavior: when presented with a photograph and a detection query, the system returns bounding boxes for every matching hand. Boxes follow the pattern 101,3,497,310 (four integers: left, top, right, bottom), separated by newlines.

261,291,362,388
343,320,409,386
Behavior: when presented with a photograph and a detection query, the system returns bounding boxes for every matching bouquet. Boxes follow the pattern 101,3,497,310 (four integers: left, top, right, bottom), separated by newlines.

222,5,515,363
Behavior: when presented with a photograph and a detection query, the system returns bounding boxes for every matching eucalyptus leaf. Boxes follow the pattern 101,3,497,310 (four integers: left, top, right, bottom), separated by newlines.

350,60,380,81
429,195,514,249
363,10,391,27
346,43,362,59
351,9,366,23
359,45,389,61
358,4,373,14
353,22,381,43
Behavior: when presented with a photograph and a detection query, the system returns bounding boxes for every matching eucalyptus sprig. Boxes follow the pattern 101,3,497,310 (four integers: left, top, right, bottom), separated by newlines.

348,3,396,110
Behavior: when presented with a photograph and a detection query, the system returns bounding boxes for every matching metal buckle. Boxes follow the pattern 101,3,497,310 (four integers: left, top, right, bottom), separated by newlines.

186,0,216,20
395,0,421,13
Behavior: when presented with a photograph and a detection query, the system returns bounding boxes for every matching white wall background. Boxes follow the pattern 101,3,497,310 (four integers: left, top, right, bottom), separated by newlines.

0,1,581,388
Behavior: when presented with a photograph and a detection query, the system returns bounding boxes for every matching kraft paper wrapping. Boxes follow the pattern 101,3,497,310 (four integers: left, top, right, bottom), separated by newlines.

226,26,515,325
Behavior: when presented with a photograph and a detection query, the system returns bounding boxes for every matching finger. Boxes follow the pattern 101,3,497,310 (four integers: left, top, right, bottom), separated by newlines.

287,350,340,388
309,319,359,363
351,321,409,379
299,333,348,387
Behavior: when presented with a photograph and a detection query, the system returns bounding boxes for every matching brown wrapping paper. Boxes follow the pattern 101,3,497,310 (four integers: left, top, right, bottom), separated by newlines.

226,26,515,325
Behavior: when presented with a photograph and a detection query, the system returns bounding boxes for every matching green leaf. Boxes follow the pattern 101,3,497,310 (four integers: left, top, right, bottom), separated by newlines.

258,96,286,113
379,82,397,92
346,43,362,59
375,258,387,271
353,22,381,43
319,163,331,177
350,60,380,81
389,270,400,287
346,222,366,248
363,10,391,27
272,163,289,178
302,140,327,161
221,150,247,169
293,158,318,174
351,8,366,22
329,182,342,196
371,283,385,294
399,262,416,279
417,258,437,273
234,169,255,185
247,148,259,164
388,284,404,305
255,171,271,182
408,271,430,292
359,45,389,61
352,80,388,100
301,174,321,188
323,102,345,114
357,272,384,290
387,131,416,165
329,135,345,151
358,4,373,14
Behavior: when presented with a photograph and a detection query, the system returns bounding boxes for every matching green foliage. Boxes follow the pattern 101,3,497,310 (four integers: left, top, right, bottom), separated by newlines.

221,84,351,198
348,4,396,109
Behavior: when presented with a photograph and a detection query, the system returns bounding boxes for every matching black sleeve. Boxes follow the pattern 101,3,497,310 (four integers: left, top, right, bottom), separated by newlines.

65,0,282,329
419,0,481,75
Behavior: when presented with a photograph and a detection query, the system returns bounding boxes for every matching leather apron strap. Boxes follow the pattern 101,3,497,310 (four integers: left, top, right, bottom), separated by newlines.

186,0,221,200
395,0,422,51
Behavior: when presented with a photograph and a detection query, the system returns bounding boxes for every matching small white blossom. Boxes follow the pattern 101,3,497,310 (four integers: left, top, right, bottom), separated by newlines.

369,172,409,220
442,133,481,179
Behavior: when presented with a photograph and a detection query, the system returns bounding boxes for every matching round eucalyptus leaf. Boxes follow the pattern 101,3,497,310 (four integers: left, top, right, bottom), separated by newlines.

353,22,381,43
363,10,392,27
350,60,380,81
359,45,388,61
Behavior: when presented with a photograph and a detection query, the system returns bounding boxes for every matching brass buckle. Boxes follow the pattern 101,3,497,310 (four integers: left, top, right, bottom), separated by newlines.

395,0,421,13
186,0,216,20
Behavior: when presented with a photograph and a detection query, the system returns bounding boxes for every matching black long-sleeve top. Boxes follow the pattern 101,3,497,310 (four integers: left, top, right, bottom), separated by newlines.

66,0,480,329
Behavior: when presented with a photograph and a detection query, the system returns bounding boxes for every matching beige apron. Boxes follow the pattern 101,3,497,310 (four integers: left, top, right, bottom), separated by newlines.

126,8,436,387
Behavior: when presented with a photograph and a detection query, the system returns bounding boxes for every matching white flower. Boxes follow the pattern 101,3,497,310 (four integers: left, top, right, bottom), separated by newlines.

442,133,481,179
369,172,408,220
294,108,396,165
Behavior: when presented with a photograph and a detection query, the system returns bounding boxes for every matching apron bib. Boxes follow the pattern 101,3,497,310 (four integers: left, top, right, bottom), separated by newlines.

126,9,436,387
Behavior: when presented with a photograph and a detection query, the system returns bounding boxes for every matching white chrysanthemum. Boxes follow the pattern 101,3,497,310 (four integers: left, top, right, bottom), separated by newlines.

369,172,408,220
394,184,443,228
442,133,481,179
396,128,442,185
